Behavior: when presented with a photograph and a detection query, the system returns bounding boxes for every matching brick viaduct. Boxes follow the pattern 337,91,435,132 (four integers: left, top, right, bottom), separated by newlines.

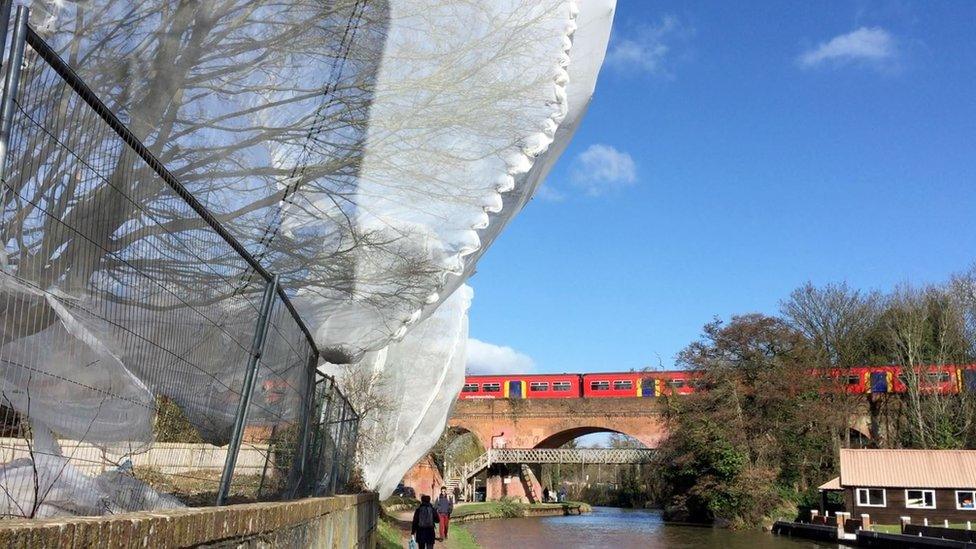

402,397,872,501
447,398,669,450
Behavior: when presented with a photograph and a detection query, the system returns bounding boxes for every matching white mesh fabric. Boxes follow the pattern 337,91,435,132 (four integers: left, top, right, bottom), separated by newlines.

326,284,471,498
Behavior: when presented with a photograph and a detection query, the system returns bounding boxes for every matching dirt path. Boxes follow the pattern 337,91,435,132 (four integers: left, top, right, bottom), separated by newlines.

394,509,469,549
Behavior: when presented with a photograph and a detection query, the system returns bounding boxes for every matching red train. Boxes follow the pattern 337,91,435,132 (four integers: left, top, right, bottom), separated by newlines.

458,365,976,400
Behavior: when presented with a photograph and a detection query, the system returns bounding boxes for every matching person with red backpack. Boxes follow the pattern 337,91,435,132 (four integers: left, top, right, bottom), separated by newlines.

411,495,440,549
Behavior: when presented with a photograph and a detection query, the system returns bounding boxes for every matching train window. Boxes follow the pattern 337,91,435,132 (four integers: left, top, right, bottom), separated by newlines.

462,383,479,393
926,372,950,383
590,381,610,391
690,379,706,389
553,381,572,391
530,382,549,392
482,383,501,392
613,380,633,391
897,374,908,386
667,379,685,388
846,376,861,386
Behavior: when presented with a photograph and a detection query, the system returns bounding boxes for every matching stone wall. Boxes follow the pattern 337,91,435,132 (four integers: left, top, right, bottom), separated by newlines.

0,493,378,548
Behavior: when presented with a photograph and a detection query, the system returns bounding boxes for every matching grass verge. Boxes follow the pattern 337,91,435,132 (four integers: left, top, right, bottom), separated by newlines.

377,516,406,549
447,525,480,549
871,523,974,534
452,500,591,520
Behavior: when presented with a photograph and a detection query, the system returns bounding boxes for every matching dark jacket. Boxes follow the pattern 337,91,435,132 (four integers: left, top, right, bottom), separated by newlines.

435,495,454,515
411,503,440,544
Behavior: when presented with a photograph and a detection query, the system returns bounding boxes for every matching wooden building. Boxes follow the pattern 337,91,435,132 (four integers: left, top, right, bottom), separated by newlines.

819,449,976,524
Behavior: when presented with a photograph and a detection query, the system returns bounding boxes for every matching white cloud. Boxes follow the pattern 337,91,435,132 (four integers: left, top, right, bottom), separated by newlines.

798,27,896,68
534,184,565,202
605,15,692,77
570,144,637,196
466,338,535,375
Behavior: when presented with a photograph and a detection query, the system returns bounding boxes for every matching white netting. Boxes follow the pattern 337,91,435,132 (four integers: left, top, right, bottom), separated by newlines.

26,0,585,362
0,0,616,507
324,284,472,498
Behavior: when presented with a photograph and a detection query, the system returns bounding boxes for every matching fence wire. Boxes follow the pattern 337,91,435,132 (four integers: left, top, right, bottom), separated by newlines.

0,5,358,518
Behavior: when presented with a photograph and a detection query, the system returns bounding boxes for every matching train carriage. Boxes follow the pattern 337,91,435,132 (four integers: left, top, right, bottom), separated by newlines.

459,364,976,401
459,374,581,399
580,371,702,398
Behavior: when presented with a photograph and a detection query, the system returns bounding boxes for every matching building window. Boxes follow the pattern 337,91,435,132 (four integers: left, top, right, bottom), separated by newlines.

856,488,886,507
613,380,633,391
590,381,610,391
482,383,501,393
553,381,572,391
462,383,479,393
530,382,549,392
905,490,936,509
956,491,976,510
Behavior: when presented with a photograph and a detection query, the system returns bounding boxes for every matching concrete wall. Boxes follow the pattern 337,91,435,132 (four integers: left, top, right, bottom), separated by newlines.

0,493,378,548
0,438,270,475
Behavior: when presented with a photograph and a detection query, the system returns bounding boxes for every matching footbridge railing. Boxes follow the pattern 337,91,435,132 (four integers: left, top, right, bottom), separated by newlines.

448,447,657,486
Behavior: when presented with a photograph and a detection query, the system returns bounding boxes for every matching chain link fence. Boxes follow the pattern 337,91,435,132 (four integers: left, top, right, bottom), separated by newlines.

0,4,357,518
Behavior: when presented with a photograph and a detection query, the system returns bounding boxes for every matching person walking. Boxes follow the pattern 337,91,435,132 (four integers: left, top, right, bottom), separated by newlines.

435,486,454,540
411,495,440,549
543,486,550,503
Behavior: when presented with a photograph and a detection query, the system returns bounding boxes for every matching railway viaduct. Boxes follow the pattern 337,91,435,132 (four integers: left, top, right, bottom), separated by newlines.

447,397,668,450
402,397,874,501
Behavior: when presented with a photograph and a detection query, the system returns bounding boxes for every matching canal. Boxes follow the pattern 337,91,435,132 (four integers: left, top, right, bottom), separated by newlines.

463,507,837,548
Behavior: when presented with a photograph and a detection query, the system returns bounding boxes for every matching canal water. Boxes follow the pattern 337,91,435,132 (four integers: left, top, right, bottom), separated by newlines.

463,507,838,549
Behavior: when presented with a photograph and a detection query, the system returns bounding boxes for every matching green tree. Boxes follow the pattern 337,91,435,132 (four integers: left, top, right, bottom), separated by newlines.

659,314,837,528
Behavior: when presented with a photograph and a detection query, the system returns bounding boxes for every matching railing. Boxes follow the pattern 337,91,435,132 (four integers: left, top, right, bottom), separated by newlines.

0,3,357,517
452,448,657,483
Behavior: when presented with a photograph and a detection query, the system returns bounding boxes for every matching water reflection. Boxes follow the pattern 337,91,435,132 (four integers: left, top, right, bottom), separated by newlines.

464,507,840,549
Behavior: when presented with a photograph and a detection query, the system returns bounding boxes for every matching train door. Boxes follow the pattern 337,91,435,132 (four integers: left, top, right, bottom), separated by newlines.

964,369,976,392
507,380,524,399
641,378,655,397
870,371,888,393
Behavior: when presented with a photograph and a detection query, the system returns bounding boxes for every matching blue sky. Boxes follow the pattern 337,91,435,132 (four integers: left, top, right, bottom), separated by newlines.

465,0,976,376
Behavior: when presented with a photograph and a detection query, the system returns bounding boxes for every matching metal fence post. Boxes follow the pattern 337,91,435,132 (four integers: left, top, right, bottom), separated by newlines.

0,4,27,186
329,403,348,493
285,350,320,498
216,275,279,506
0,0,13,69
314,379,337,495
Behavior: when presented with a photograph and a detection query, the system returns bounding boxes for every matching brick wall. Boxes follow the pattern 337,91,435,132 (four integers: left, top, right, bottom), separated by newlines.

449,398,669,450
0,493,378,548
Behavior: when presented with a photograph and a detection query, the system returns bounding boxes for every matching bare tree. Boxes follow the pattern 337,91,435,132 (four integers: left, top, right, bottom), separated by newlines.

780,282,882,447
332,362,394,463
882,285,975,448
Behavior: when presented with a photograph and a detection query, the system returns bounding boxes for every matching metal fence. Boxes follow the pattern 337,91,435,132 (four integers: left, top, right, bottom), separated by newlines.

0,4,357,518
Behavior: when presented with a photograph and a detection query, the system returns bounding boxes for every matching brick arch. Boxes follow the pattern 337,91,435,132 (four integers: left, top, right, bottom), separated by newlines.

533,426,649,449
448,398,669,451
